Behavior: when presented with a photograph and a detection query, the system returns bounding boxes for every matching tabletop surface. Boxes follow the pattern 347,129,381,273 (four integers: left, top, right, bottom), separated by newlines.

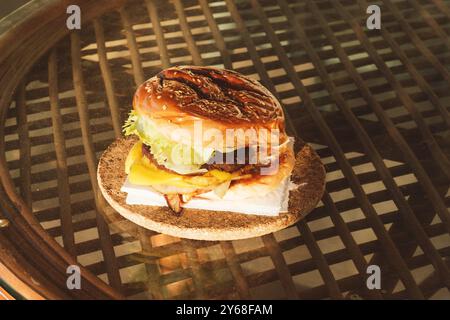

1,0,449,299
0,1,30,19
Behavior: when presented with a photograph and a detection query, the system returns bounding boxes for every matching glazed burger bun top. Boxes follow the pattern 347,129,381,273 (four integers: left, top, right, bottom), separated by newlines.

132,66,288,150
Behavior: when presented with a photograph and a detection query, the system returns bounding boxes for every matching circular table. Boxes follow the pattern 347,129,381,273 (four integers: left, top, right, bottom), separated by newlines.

0,0,449,299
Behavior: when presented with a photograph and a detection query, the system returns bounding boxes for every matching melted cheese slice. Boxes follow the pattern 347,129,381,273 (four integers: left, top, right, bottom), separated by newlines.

126,141,232,189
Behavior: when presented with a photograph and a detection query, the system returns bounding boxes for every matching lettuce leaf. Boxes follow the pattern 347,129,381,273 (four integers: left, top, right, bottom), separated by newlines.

123,111,214,174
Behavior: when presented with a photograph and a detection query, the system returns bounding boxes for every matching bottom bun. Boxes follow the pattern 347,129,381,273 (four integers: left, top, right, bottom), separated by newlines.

97,136,325,241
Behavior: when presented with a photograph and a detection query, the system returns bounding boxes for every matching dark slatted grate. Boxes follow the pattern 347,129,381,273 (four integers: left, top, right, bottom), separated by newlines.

2,0,450,299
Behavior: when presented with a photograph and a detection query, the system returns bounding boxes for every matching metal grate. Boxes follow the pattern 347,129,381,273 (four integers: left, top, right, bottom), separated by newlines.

2,0,450,299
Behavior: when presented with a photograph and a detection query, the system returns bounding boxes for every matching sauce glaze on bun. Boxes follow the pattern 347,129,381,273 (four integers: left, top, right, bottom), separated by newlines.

133,66,287,149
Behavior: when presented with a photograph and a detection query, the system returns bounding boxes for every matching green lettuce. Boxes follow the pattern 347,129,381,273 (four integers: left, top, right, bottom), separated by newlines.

123,111,214,174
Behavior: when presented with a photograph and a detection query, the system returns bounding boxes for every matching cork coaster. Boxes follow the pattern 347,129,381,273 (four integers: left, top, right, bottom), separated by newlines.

97,136,325,240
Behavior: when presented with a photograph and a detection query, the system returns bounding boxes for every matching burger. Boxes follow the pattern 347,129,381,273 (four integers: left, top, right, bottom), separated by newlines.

121,66,295,214
98,65,326,240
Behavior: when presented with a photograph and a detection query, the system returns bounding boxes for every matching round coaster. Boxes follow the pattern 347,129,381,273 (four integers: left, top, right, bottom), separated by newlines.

97,137,325,240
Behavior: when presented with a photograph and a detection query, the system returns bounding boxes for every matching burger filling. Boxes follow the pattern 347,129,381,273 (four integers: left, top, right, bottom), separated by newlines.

123,111,280,213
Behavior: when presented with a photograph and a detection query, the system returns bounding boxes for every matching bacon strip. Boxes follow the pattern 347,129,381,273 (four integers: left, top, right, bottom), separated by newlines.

164,194,183,214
